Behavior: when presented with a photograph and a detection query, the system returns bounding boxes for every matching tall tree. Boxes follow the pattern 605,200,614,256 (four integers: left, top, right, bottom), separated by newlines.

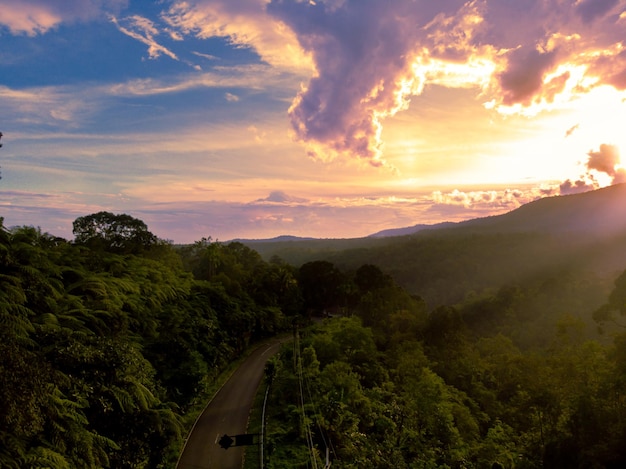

72,212,157,254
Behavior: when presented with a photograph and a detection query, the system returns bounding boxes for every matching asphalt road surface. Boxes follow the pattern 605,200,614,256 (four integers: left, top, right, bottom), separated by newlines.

176,339,286,469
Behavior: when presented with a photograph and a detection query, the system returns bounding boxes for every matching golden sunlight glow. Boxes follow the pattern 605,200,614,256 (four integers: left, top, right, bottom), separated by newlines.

383,75,626,189
499,85,626,183
424,55,496,90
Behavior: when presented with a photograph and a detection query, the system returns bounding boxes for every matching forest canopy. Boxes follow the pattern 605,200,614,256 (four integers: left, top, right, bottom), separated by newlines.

3,211,626,468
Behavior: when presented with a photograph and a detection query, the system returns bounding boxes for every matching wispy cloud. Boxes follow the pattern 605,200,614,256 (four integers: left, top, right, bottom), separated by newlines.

0,84,93,127
161,0,312,70
0,0,127,35
192,51,220,60
106,63,298,96
109,14,179,61
0,60,298,136
225,92,240,102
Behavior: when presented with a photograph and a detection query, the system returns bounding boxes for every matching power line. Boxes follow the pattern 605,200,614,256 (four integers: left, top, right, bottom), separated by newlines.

302,360,336,467
295,330,319,469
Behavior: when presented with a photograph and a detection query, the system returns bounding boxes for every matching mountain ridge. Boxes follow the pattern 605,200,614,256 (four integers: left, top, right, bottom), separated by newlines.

239,183,626,244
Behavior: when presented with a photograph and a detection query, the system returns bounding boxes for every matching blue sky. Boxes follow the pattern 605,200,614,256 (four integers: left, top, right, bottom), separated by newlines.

2,0,626,243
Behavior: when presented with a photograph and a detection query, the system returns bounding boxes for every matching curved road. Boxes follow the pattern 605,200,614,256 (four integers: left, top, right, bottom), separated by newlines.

177,339,286,469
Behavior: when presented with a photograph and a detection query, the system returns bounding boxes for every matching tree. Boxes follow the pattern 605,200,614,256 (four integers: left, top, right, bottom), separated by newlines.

298,260,346,314
354,264,392,293
72,212,157,254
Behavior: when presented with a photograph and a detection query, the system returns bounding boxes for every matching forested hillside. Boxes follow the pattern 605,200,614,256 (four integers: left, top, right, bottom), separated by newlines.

263,263,626,468
244,185,626,309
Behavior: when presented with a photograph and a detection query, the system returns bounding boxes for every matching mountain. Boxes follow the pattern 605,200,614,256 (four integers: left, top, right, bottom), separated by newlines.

241,184,626,307
232,235,316,243
244,184,626,248
454,183,626,236
367,183,626,239
244,184,626,259
368,221,457,238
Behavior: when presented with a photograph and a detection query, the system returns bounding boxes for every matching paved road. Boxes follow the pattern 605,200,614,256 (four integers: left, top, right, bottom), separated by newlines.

176,339,286,469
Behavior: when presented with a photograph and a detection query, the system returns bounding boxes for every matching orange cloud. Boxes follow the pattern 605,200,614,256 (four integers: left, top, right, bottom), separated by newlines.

162,0,312,71
260,0,626,166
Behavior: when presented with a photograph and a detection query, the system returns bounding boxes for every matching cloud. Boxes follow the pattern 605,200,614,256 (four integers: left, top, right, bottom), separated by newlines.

12,0,622,171
0,84,93,127
106,63,296,97
431,187,542,210
255,190,308,204
576,0,620,24
161,0,311,70
558,143,624,194
587,143,625,184
0,188,450,242
559,178,597,195
110,15,179,61
497,48,560,106
565,124,580,137
267,0,450,166
587,143,620,174
193,51,220,60
589,48,626,90
261,0,626,166
0,0,127,35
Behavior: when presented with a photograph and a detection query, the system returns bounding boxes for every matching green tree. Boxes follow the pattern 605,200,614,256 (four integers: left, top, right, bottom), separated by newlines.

72,212,157,254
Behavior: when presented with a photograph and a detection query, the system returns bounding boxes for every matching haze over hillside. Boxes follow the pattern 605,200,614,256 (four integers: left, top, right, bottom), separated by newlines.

241,183,626,306
240,183,626,245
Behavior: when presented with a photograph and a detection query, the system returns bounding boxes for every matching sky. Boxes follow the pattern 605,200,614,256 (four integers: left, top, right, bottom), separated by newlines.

1,0,626,243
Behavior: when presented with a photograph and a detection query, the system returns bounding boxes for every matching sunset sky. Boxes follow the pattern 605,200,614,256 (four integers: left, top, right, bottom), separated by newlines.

2,0,626,243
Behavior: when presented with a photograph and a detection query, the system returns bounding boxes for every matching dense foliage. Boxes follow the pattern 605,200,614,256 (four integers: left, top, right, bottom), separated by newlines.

0,215,297,468
264,263,626,468
4,205,626,468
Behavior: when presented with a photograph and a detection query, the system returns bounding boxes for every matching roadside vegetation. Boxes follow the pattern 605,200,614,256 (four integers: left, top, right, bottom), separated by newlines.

0,213,298,468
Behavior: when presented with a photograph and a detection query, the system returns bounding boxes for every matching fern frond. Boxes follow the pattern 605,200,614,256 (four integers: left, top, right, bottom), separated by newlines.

23,446,71,469
0,431,27,469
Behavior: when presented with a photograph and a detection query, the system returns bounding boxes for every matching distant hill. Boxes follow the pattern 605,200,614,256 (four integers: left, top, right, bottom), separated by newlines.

244,184,626,260
368,183,626,238
232,235,316,244
241,184,626,307
454,183,626,236
368,221,457,238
